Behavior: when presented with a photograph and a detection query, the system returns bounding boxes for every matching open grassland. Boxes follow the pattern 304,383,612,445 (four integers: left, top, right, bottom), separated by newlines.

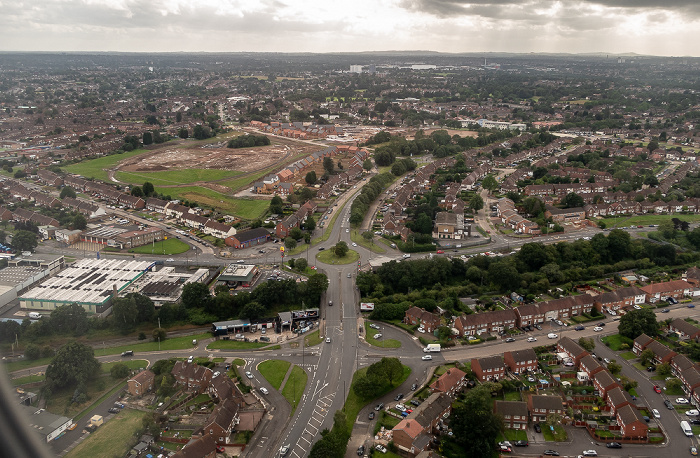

257,359,291,390
115,168,242,186
599,214,700,227
129,238,190,255
63,149,149,182
65,408,147,458
162,186,269,220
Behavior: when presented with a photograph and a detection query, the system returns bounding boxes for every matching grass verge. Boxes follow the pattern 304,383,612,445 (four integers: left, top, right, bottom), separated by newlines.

305,330,323,347
207,340,270,350
350,229,386,254
65,408,147,458
601,334,633,351
317,249,360,265
258,359,291,390
129,238,191,255
366,327,402,349
281,365,307,414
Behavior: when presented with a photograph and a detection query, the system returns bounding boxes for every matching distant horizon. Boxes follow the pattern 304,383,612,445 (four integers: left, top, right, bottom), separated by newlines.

2,0,698,57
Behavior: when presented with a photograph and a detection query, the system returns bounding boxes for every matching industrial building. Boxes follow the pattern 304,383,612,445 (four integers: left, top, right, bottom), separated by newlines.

124,266,209,306
21,406,72,443
217,264,259,288
19,258,154,315
0,254,65,312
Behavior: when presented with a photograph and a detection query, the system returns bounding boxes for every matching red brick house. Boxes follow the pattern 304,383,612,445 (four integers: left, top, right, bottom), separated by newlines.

593,286,646,312
453,309,518,337
471,355,505,382
669,318,700,341
404,307,442,333
671,354,697,376
678,367,700,396
171,361,213,394
127,370,155,397
392,393,452,456
641,279,693,302
494,401,529,430
644,340,677,365
556,337,589,366
592,370,621,399
605,386,635,412
429,368,466,396
632,333,654,355
615,405,648,439
200,398,240,444
173,434,217,458
503,348,538,375
578,354,605,379
528,394,565,423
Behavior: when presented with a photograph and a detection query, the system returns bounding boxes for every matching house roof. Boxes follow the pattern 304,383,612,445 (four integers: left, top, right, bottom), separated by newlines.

646,340,675,360
393,418,425,439
129,370,154,385
475,355,504,371
672,354,696,372
557,337,588,359
594,286,645,304
606,386,634,407
593,369,618,388
173,434,216,458
641,280,692,294
230,227,270,243
530,394,564,411
410,392,453,428
670,318,700,337
430,368,466,393
579,354,603,372
616,404,645,426
494,400,528,418
505,348,537,364
634,333,654,348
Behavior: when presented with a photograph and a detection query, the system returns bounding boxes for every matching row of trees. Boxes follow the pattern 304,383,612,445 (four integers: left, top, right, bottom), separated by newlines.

349,172,394,225
227,134,270,148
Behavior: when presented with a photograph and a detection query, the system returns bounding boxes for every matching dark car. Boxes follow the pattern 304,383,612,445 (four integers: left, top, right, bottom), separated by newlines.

606,442,622,448
534,324,542,330
543,451,560,456
647,365,656,372
394,393,404,401
574,325,585,331
534,423,542,433
108,407,120,414
375,403,384,411
411,399,421,406
368,412,375,420
597,322,606,327
357,445,365,456
691,419,700,425
662,308,670,313
514,440,528,446
664,399,673,409
121,350,133,357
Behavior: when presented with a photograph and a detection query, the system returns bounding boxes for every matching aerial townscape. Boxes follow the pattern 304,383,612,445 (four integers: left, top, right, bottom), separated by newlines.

3,45,700,458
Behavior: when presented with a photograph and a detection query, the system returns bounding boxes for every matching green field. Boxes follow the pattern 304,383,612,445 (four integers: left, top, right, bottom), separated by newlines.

366,327,401,348
63,149,150,182
65,408,147,458
161,186,269,220
258,359,291,390
206,340,270,350
129,238,191,255
304,330,323,347
599,213,700,227
281,365,307,413
94,332,212,357
601,334,634,351
316,249,360,265
115,168,242,186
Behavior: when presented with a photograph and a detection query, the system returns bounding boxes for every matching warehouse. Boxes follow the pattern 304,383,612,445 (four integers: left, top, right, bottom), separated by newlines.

18,258,154,315
217,264,259,288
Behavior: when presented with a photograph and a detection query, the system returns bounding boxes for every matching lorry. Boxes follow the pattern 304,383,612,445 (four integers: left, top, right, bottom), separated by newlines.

423,343,441,353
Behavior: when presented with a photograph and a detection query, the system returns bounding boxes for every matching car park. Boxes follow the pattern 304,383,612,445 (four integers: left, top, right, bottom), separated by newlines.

422,355,433,361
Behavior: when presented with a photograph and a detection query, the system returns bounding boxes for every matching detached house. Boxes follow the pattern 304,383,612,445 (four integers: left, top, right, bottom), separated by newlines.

528,394,565,423
494,401,529,430
429,368,466,396
471,355,505,382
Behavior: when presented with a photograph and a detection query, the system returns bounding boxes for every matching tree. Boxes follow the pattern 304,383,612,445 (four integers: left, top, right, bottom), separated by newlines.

290,227,303,240
639,348,655,367
131,186,144,197
112,296,138,332
72,213,87,230
362,158,373,171
607,361,622,375
481,175,498,193
152,327,167,342
333,241,349,258
25,343,41,360
12,230,38,252
666,378,682,393
178,128,189,139
45,341,100,390
270,195,284,215
60,187,76,199
562,192,584,208
450,384,503,456
647,140,659,152
305,171,317,185
285,237,297,250
241,301,265,320
142,182,155,197
50,302,90,336
176,111,183,123
295,258,308,271
142,131,153,145
469,194,484,213
110,363,130,379
181,282,211,309
578,337,595,352
618,308,659,339
656,362,671,377
323,157,334,175
413,213,433,234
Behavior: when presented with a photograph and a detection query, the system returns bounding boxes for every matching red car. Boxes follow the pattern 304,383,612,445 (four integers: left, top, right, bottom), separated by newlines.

436,250,444,254
653,385,662,393
216,445,225,453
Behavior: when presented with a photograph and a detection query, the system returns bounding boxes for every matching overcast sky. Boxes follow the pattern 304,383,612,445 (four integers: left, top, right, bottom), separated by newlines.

1,0,698,56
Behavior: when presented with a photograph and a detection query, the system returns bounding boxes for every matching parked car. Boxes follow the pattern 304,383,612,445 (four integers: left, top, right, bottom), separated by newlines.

108,407,120,414
514,440,528,447
368,412,375,420
606,442,622,448
664,399,673,409
534,324,542,330
654,385,662,393
375,444,387,453
395,404,406,412
375,403,384,411
369,323,380,330
597,322,606,327
410,399,421,406
543,451,559,456
498,445,512,453
534,423,542,433
686,409,700,416
187,355,194,363
662,308,670,313
677,397,690,404
582,450,598,457
216,445,226,453
574,325,585,331
411,383,418,391
652,409,660,418
356,445,365,456
691,446,698,456
505,337,515,342
259,387,269,395
647,365,656,372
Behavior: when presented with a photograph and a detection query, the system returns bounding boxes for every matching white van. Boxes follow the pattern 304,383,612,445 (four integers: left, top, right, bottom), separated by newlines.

681,420,693,436
28,312,41,320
